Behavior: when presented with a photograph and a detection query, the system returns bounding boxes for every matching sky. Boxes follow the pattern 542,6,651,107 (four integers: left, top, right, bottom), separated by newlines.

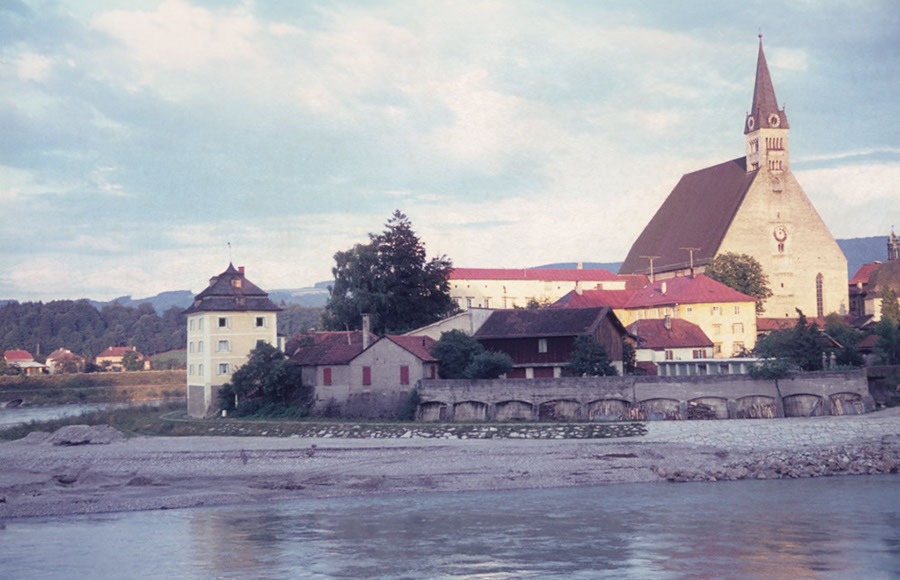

2,0,898,301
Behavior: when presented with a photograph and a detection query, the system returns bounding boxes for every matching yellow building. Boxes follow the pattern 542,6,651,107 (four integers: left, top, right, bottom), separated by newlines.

449,267,646,310
620,38,848,319
184,264,281,417
554,274,758,357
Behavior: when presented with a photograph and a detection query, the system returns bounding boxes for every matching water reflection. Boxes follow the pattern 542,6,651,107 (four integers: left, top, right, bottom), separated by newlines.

1,476,898,579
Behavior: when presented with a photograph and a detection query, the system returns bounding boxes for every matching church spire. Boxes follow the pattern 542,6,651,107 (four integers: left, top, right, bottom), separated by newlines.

745,35,789,135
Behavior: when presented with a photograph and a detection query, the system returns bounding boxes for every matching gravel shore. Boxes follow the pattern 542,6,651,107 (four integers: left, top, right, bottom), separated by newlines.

1,408,898,519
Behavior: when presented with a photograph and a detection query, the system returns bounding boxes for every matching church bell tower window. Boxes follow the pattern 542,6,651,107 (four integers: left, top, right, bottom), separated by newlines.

816,274,824,318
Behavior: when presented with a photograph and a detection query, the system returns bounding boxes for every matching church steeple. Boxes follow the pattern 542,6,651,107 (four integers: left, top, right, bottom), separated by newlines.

745,36,790,175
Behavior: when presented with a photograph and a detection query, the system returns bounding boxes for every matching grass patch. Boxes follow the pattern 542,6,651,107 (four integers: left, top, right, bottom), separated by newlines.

0,402,186,441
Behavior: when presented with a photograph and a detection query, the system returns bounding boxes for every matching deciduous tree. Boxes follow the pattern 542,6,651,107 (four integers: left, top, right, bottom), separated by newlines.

566,335,618,376
218,341,312,417
704,252,773,314
881,286,900,325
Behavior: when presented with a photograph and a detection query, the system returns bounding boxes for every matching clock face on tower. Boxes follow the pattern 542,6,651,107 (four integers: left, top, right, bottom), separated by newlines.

773,225,788,242
768,114,780,127
747,116,755,131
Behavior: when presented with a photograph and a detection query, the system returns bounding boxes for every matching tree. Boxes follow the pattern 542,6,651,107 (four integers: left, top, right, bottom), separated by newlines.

824,313,864,367
565,335,618,376
323,211,457,335
218,341,312,417
754,309,826,371
622,340,636,375
431,330,485,379
465,351,513,379
704,252,773,314
873,318,900,365
881,286,900,325
121,350,144,372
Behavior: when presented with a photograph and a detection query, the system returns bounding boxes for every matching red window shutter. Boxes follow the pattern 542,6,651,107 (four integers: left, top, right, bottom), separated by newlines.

323,367,332,386
400,365,409,385
363,366,371,386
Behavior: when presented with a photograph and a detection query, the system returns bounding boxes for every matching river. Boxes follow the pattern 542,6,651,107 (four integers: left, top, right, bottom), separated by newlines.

0,402,162,428
1,475,897,578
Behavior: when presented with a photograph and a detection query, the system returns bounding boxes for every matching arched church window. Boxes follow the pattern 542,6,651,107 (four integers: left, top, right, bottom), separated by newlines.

816,274,824,318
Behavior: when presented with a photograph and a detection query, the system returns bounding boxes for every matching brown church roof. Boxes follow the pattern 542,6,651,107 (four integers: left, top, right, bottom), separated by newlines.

745,37,789,134
619,157,758,275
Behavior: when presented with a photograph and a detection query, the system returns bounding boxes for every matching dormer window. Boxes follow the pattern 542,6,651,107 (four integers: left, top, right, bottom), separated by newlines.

231,278,242,288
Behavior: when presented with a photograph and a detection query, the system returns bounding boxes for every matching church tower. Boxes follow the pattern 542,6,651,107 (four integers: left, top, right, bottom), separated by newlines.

745,35,790,181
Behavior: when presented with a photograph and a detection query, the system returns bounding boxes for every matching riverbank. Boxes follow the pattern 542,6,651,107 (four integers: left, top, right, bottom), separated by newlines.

0,409,898,519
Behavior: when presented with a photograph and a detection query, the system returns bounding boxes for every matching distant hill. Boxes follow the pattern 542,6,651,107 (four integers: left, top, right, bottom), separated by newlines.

837,236,890,278
85,284,331,313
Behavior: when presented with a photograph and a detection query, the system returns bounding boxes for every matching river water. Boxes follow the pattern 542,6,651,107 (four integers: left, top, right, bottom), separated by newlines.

0,402,162,428
1,475,898,579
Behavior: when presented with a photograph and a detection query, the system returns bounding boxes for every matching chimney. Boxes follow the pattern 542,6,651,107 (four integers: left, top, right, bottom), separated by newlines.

239,266,245,275
661,281,667,295
575,280,583,295
362,314,371,349
577,262,583,270
664,315,671,330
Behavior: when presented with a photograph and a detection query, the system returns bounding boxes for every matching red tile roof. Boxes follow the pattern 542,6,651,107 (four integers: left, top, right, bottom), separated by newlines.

551,288,636,309
450,268,620,282
756,316,827,332
619,158,758,275
3,349,33,362
384,335,437,362
850,263,880,286
625,275,757,307
627,319,713,350
97,346,144,358
286,331,377,362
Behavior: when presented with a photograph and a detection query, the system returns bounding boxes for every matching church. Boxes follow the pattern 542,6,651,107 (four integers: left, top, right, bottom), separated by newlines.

619,38,849,320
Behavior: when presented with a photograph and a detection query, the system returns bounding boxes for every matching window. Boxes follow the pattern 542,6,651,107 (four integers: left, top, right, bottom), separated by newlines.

323,368,332,386
362,366,372,386
189,319,194,331
712,324,722,336
198,364,204,377
189,342,194,353
712,306,721,316
189,364,194,376
686,306,693,314
714,344,722,355
217,340,231,352
778,242,784,253
231,278,242,288
218,317,229,328
217,363,230,375
732,323,744,335
732,342,745,355
198,318,204,330
197,341,203,353
483,298,490,308
400,365,410,385
538,338,548,353
816,273,824,318
466,297,472,309
692,349,706,359
665,350,674,361
256,316,266,328
734,306,741,315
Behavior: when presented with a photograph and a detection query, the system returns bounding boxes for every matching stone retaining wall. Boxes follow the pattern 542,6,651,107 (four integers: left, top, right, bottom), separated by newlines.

416,370,875,422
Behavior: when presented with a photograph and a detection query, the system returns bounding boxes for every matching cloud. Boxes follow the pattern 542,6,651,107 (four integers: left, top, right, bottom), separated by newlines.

15,52,54,82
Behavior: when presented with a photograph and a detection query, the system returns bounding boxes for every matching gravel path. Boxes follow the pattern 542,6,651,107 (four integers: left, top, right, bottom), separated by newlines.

1,408,898,519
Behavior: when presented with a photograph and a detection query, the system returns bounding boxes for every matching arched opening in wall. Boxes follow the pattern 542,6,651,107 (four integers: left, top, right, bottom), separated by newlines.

687,397,728,420
734,396,776,419
418,401,448,422
783,394,825,417
816,273,824,318
494,400,533,421
453,401,488,421
830,393,865,416
538,399,581,421
637,398,681,421
587,399,631,421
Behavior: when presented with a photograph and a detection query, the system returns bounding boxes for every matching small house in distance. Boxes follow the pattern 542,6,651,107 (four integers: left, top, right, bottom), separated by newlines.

3,349,47,375
184,263,281,417
473,307,628,377
95,346,151,371
46,348,86,374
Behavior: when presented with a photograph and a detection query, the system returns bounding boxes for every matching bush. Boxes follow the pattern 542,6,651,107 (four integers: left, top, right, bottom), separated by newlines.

397,389,421,421
465,352,513,379
218,341,313,418
748,358,794,380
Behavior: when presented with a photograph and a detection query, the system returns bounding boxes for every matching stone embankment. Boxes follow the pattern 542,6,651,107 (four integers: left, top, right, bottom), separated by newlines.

658,437,900,482
195,421,648,439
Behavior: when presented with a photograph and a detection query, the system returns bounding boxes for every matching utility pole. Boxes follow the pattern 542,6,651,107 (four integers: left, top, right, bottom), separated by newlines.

681,247,700,277
641,256,661,282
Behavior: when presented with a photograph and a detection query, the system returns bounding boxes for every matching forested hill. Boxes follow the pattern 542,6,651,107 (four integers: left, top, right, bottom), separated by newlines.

0,300,323,361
